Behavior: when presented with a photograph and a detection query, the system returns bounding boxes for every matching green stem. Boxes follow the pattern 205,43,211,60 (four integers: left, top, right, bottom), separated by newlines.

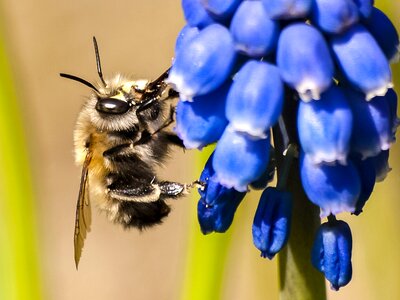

0,24,42,300
277,161,326,300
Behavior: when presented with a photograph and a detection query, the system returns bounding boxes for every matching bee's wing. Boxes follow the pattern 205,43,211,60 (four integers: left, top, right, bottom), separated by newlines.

74,151,92,269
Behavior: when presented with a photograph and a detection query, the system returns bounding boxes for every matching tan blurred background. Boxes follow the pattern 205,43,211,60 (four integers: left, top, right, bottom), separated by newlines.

1,0,399,299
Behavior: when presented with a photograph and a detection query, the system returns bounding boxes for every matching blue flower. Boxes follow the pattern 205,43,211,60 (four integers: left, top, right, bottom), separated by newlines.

297,85,353,164
226,60,284,138
262,0,313,20
197,153,246,234
213,127,271,192
252,187,292,259
230,1,280,57
201,0,242,21
330,24,392,100
312,218,353,291
168,24,236,99
175,81,229,149
277,23,334,101
181,0,215,28
300,152,361,217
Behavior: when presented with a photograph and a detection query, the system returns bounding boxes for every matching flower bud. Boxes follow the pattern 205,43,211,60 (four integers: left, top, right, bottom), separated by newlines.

182,0,215,28
168,24,236,100
364,7,399,62
213,126,270,192
354,0,373,19
230,1,280,57
226,60,284,138
262,0,312,20
277,23,334,101
311,0,359,34
252,187,292,259
175,81,230,149
330,24,392,100
300,152,361,216
371,150,391,182
297,85,353,164
197,153,246,234
312,219,353,291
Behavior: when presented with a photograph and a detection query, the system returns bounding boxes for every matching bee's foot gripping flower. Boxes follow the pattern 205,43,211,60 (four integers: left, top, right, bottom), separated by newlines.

171,0,398,291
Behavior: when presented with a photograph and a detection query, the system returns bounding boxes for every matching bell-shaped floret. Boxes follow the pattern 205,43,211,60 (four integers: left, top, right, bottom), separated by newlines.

311,0,359,34
175,81,230,149
252,187,292,259
370,150,391,182
364,7,399,62
250,146,276,190
182,0,214,28
226,60,284,138
353,0,373,19
277,23,334,101
201,0,242,21
230,1,280,57
168,24,236,100
345,88,392,159
197,153,246,234
330,24,392,100
262,0,313,20
297,85,353,164
175,25,200,55
300,152,361,217
312,219,353,291
213,126,270,192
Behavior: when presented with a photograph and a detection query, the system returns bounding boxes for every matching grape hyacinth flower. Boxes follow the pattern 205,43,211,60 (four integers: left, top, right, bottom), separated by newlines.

170,0,399,294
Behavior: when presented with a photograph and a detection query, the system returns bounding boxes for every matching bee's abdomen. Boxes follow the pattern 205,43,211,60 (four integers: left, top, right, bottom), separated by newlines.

117,200,171,229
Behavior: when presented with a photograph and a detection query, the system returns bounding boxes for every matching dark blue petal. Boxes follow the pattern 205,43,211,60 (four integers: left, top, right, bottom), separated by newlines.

300,152,361,217
175,25,200,55
330,24,392,100
383,89,399,140
197,153,246,234
311,220,352,291
213,127,271,192
252,187,292,259
352,157,376,215
262,0,312,20
297,85,353,164
226,60,284,137
364,7,399,62
250,146,276,190
230,1,280,57
181,0,215,28
353,0,373,19
345,88,392,159
168,24,236,99
311,0,359,34
202,0,242,21
370,150,391,182
175,81,230,149
277,23,334,101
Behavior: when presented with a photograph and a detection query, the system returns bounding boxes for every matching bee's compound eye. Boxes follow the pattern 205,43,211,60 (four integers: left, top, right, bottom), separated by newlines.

96,98,130,114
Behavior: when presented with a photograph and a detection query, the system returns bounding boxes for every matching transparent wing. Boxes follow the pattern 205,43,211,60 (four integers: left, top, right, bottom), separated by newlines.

74,151,92,269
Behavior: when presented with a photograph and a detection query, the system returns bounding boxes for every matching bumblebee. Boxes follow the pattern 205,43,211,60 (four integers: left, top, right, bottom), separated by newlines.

61,38,195,268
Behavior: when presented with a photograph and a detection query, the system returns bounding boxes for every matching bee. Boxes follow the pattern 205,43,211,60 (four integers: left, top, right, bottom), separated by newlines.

61,37,197,268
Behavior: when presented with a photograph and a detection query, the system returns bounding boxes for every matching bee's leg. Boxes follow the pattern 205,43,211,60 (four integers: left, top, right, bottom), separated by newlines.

165,133,185,148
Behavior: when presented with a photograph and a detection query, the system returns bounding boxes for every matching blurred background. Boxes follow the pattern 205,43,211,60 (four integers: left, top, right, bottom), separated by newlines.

0,0,399,299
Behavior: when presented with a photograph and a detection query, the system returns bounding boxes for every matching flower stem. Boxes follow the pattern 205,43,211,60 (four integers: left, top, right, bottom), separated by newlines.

274,94,326,300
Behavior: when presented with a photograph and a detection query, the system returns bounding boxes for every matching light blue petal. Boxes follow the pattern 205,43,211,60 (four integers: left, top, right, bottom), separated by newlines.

300,152,361,217
277,23,334,101
182,0,215,28
230,1,280,57
330,24,392,100
213,127,270,192
226,60,284,137
297,85,353,164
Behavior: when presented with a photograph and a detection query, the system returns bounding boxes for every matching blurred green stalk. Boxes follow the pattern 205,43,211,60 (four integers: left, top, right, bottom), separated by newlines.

180,148,233,300
0,26,42,300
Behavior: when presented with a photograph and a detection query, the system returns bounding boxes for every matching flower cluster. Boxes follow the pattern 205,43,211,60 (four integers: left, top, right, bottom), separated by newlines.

168,0,399,291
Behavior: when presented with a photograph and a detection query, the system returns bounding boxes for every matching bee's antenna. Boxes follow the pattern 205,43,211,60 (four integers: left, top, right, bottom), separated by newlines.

92,36,107,88
60,73,100,93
